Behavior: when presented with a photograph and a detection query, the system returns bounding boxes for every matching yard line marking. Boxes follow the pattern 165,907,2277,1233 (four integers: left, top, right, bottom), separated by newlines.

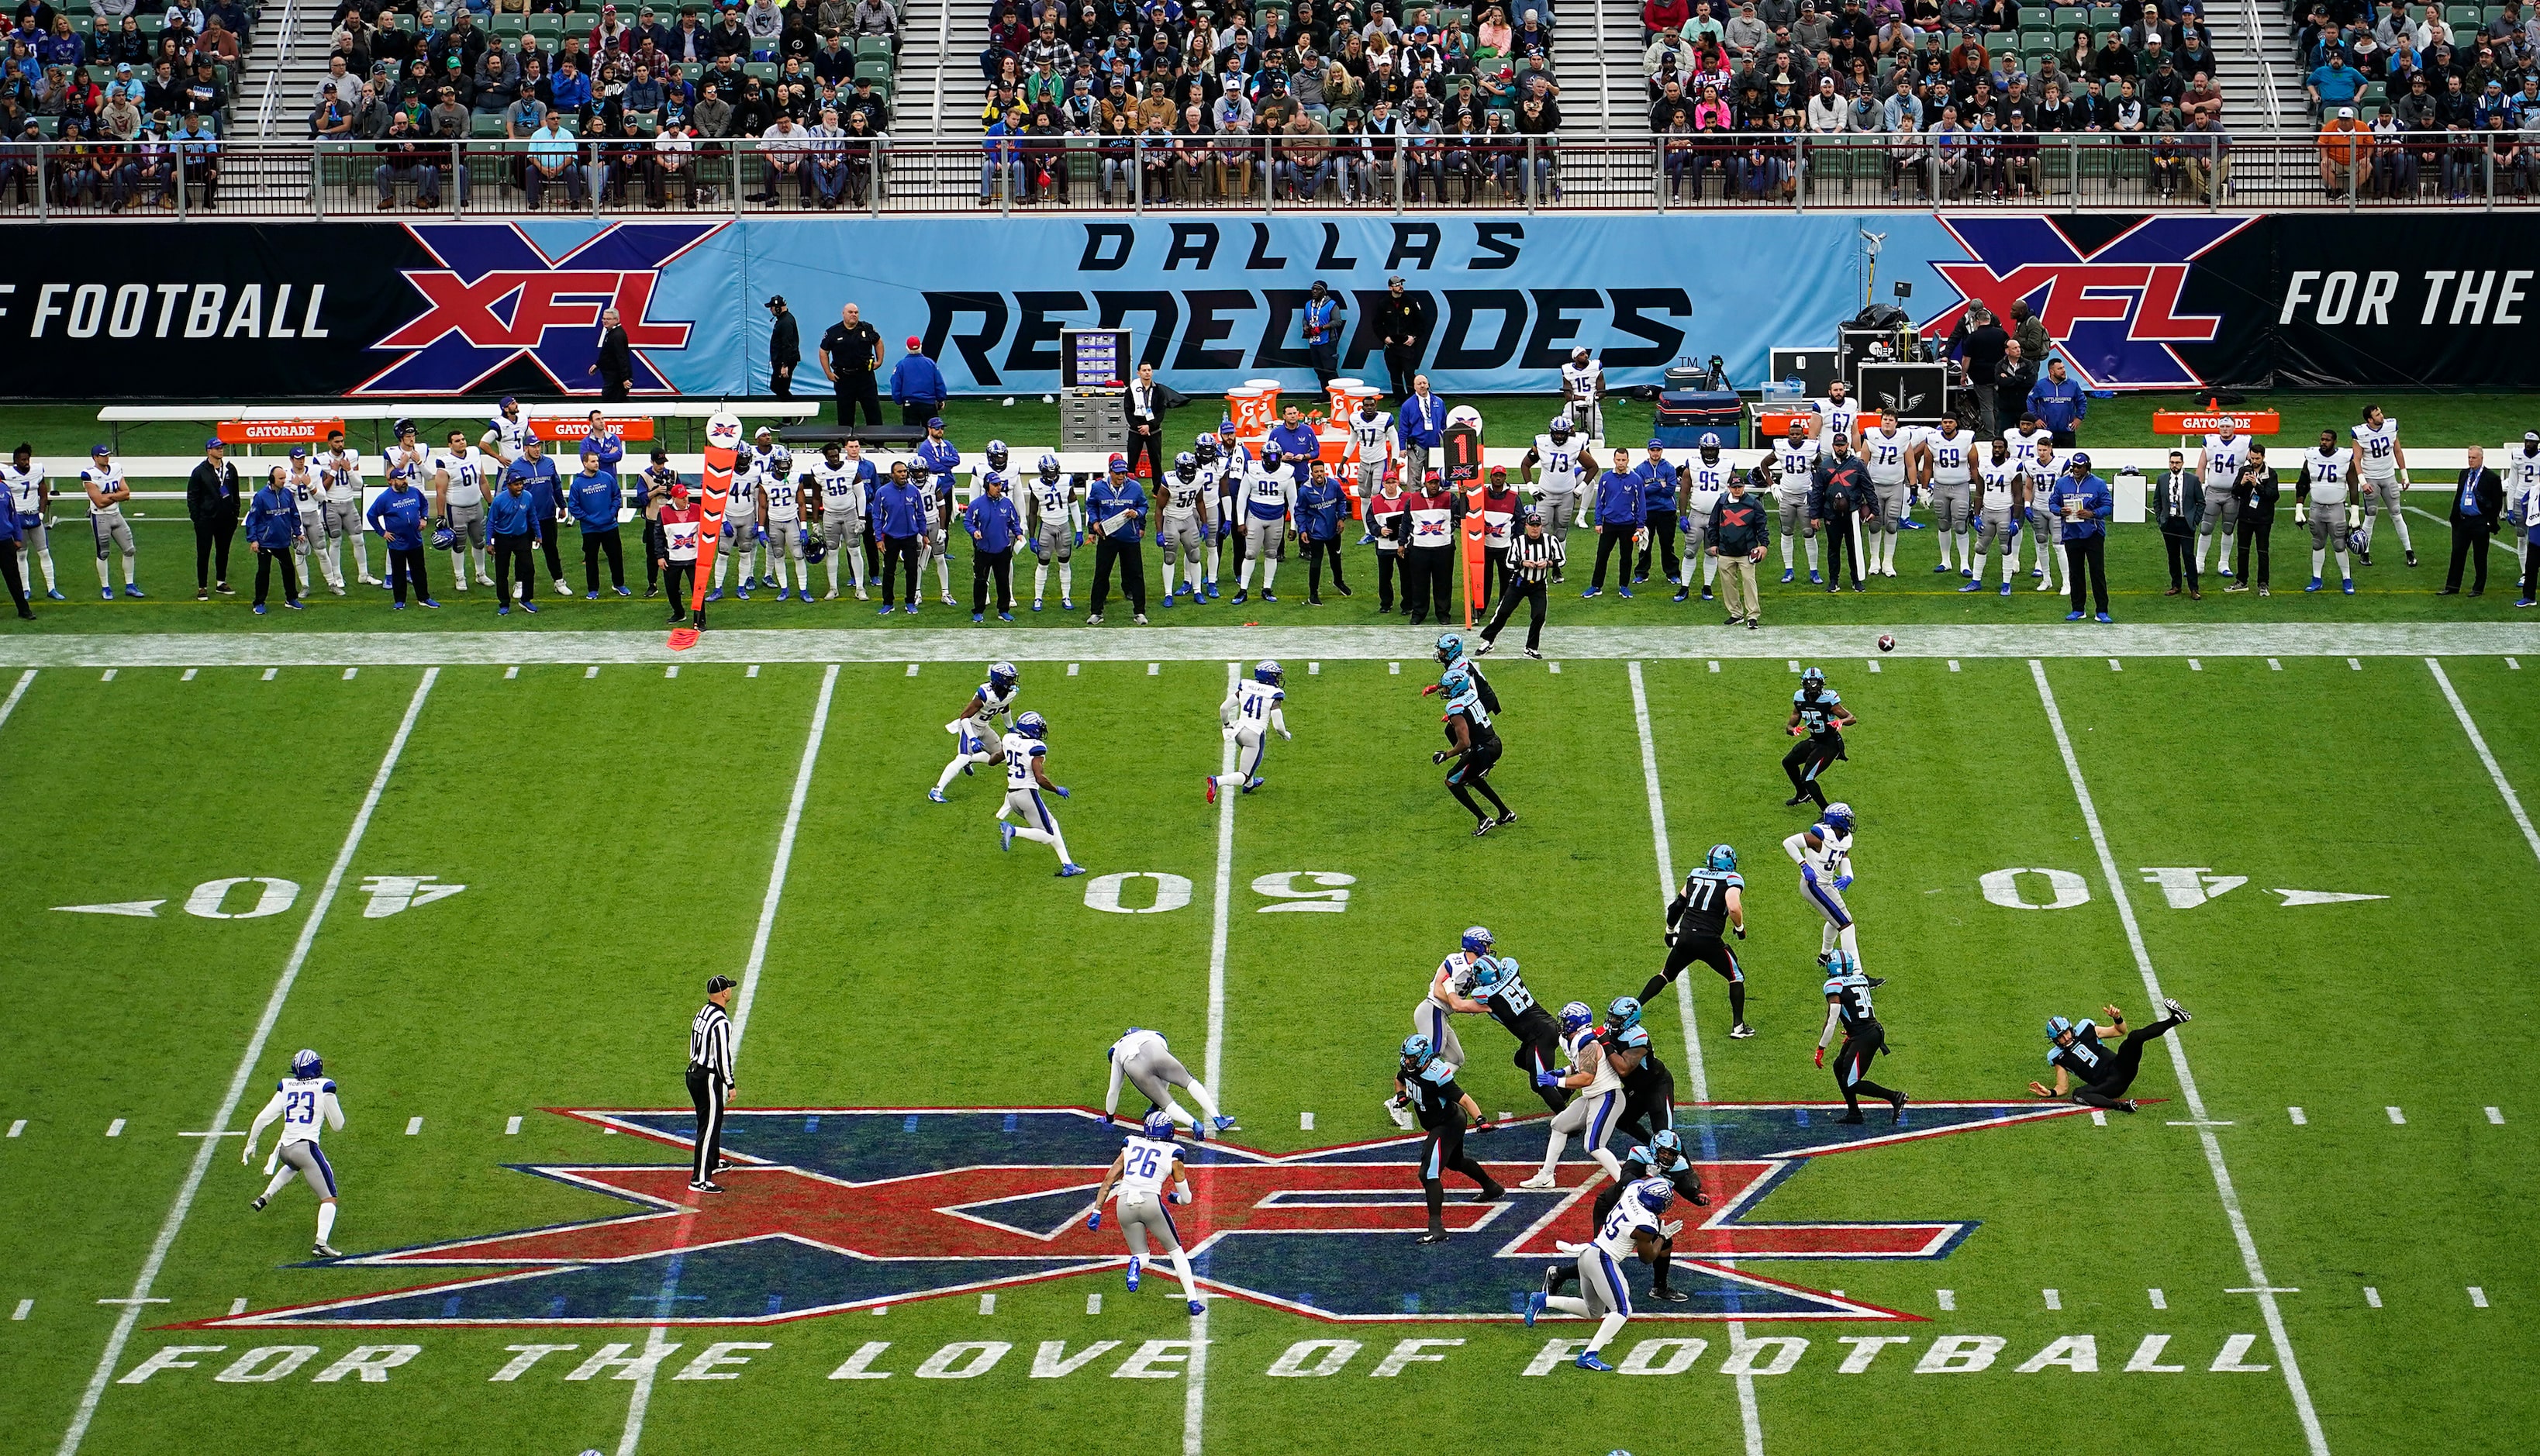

181,668,197,681
1627,661,1758,1456
2169,1120,2235,1127
405,1116,423,1136
94,1299,167,1306
105,1120,123,1137
2363,1287,2382,1308
1182,661,1243,1456
2149,1288,2167,1310
2386,1107,2406,1124
13,1299,32,1320
2469,1287,2490,1309
2044,1289,2062,1310
261,669,277,681
2427,658,2540,866
174,1130,243,1139
58,667,438,1456
506,1116,523,1135
2289,1107,2307,1125
99,669,115,681
2029,659,2330,1456
1935,1289,1956,1312
2487,1106,2505,1124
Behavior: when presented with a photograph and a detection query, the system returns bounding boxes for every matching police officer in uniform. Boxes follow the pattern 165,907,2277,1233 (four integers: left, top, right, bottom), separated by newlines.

764,294,800,397
1396,1033,1503,1244
1782,666,1853,809
1811,438,1872,592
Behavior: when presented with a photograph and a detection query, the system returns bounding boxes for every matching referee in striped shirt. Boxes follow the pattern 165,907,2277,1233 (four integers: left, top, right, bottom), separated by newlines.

688,975,737,1192
1475,506,1561,659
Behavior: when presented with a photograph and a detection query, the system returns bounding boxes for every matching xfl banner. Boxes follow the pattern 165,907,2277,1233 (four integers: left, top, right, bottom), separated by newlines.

2,212,2534,399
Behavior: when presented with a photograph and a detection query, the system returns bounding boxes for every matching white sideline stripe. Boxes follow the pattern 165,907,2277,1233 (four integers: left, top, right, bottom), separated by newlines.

2029,660,2330,1456
57,667,439,1456
2,622,2536,670
620,661,838,1456
1627,662,1758,1456
1185,661,1241,1456
2425,658,2540,867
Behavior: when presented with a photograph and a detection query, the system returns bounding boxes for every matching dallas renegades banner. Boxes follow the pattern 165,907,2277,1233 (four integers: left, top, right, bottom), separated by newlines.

1,213,2532,398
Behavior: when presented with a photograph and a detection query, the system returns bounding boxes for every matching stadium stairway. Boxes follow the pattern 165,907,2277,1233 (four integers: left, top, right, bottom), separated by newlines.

1582,0,1639,136
909,0,987,134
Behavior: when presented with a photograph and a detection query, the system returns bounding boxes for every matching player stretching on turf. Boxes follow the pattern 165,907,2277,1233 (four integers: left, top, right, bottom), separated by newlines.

2031,1000,2193,1113
1435,662,1514,835
1397,1033,1503,1244
1524,1175,1677,1370
1519,1001,1627,1189
1542,1133,1709,1303
1785,802,1862,972
1088,1112,1206,1315
929,661,1020,803
1207,659,1289,802
1817,952,1907,1124
994,710,1086,878
243,1048,346,1258
1645,843,1751,1039
1105,1026,1237,1137
1783,666,1853,809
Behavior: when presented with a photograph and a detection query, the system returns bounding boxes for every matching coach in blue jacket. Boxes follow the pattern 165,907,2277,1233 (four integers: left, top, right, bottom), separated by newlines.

503,437,569,598
871,461,930,612
246,467,305,613
1586,451,1646,598
1398,377,1446,485
890,336,948,426
962,473,1023,621
487,470,542,613
2025,358,2086,446
365,467,435,609
1085,455,1149,625
570,449,629,599
2047,452,2114,622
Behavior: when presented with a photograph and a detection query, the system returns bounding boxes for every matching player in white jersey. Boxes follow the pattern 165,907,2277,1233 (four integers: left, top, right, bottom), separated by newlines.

1560,347,1606,443
1103,1026,1236,1135
1961,440,2031,595
317,432,374,588
279,445,340,595
1524,1175,1675,1372
1672,442,1735,602
1348,399,1396,509
1154,452,1215,606
2003,412,2055,472
1520,417,1587,533
712,444,764,600
930,661,1019,802
4,444,59,599
2350,405,2414,567
1782,801,1860,972
809,442,871,600
994,711,1085,877
2195,426,2252,581
1770,421,1824,583
1858,417,1924,577
430,430,493,591
1812,380,1862,449
1518,1000,1627,1189
997,452,1071,610
1410,924,1499,1072
1089,1111,1207,1316
2504,431,2540,583
80,445,143,599
756,447,807,601
1907,416,1974,579
1231,443,1296,603
486,397,530,464
2023,441,2062,591
242,1048,347,1258
1206,659,1289,802
2295,428,2356,594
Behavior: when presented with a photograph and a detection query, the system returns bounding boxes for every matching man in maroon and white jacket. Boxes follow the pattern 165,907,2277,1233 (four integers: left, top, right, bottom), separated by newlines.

1367,464,1410,616
1403,469,1460,626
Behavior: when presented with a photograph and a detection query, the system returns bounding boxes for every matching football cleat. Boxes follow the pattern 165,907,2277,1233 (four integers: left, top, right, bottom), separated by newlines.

927,789,947,803
312,1243,341,1258
1728,1023,1756,1039
1126,1256,1142,1292
1889,1090,1910,1123
1524,1292,1547,1327
999,823,1016,851
251,1196,268,1212
2164,998,2193,1023
1414,1230,1451,1244
1204,775,1219,805
1652,1285,1692,1302
2306,576,2324,592
1211,1114,1240,1133
1058,863,1089,878
1188,1300,1206,1316
1517,1171,1558,1191
1575,1352,1617,1373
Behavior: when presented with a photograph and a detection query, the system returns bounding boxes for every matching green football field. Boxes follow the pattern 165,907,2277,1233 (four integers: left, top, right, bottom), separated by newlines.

2,620,2536,1456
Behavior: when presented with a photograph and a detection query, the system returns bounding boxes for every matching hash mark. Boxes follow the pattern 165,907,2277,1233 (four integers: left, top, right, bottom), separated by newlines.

667,666,680,678
2108,658,2121,671
2289,1106,2307,1125
2090,1110,2107,1126
2386,1106,2406,1124
2148,1288,2166,1310
261,668,278,681
2189,658,2202,671
1147,663,1160,675
2469,1287,2490,1309
2044,1289,2062,1310
1067,663,1080,675
979,1293,997,1315
1389,662,1400,675
105,1120,124,1137
1709,661,1720,673
1788,660,1801,672
2363,1286,2381,1308
585,666,599,679
1867,660,1881,674
504,667,519,679
1935,1289,1955,1312
506,1116,523,1135
2506,657,2521,670
100,669,115,681
2487,1106,2504,1124
181,668,198,681
12,1299,29,1320
228,1297,247,1316
2267,658,2282,671
747,664,761,678
1299,1112,1314,1130
1087,1293,1103,1315
1306,663,1319,675
2348,658,2362,671
406,1116,423,1136
5,1120,21,1137
1548,662,1561,673
1948,660,1960,672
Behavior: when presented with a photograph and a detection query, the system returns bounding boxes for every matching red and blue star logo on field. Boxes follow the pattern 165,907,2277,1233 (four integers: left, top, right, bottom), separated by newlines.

1924,216,2259,391
198,1104,2086,1328
357,222,720,397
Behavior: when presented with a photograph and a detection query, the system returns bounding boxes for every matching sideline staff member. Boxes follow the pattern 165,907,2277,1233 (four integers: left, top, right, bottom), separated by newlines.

765,294,800,398
2048,452,2114,622
820,302,884,426
687,975,737,1193
187,436,242,600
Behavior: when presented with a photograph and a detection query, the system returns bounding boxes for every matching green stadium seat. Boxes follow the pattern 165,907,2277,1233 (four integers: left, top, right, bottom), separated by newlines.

854,34,891,60
471,111,509,136
492,14,526,36
853,57,891,82
526,15,562,40
744,60,779,81
2445,4,2479,26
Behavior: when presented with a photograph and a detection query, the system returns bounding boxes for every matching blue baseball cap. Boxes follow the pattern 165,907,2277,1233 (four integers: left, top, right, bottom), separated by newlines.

499,394,517,407
1109,453,1127,470
288,445,307,458
926,416,944,429
204,436,224,449
1648,437,1665,448
89,443,110,456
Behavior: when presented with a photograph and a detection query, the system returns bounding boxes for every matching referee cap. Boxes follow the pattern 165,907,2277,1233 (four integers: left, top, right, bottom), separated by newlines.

706,974,737,994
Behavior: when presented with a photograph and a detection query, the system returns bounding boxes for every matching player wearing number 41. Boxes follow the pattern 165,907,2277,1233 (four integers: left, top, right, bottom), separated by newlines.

1206,658,1289,803
2031,1000,2193,1113
1817,951,1908,1125
994,710,1087,878
1522,1175,1679,1371
242,1048,345,1258
1646,844,1753,1039
1087,1112,1207,1316
929,661,1020,803
1517,999,1628,1190
1105,1026,1239,1138
1785,801,1862,974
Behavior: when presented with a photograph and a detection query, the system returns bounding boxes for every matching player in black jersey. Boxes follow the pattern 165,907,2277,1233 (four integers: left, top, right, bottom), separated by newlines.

1644,843,1752,1038
1601,997,1676,1147
1469,957,1569,1113
1434,661,1513,835
1396,1033,1503,1242
1782,667,1855,810
1815,952,1907,1124
1541,1130,1710,1302
2031,999,2193,1112
1425,631,1499,712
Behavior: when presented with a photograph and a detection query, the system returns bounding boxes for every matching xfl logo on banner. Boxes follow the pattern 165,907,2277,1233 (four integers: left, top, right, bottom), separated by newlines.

1924,216,2257,391
359,223,719,396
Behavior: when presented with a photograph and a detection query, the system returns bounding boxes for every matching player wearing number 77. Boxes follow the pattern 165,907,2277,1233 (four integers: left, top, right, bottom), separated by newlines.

242,1049,346,1258
1088,1112,1207,1316
1206,658,1289,802
994,710,1086,878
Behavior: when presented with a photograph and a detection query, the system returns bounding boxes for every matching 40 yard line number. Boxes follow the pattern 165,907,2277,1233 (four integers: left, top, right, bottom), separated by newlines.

1083,871,1354,915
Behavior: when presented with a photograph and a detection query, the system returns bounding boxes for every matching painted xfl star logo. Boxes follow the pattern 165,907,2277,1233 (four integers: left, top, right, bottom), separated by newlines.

357,223,720,397
195,1104,2087,1329
1923,216,2258,391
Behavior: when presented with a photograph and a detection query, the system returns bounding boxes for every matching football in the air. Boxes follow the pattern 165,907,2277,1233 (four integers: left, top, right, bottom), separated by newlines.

1877,634,1896,653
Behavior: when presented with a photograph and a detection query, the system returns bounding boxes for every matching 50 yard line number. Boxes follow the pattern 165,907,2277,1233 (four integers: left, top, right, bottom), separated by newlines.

1083,871,1354,916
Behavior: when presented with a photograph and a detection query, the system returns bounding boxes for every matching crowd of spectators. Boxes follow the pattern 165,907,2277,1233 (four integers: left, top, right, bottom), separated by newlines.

2,0,237,207
2304,0,2540,195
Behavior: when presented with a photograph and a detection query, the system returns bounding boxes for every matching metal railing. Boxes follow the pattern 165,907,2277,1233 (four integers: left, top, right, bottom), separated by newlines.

254,0,301,139
2,132,2532,221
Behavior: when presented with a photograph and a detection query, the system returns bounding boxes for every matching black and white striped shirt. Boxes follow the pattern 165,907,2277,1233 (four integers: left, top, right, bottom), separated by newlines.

1508,530,1564,583
690,1002,734,1089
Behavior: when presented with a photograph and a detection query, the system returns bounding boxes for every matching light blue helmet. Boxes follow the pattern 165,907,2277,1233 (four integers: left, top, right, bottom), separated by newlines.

1255,659,1283,685
1141,1111,1176,1142
1460,925,1493,955
1650,1128,1686,1164
1440,662,1473,697
1633,1178,1676,1215
1558,1001,1595,1034
290,1049,323,1078
1821,802,1854,833
2046,1016,2076,1043
1468,955,1504,991
1400,1033,1434,1067
1434,632,1465,665
1707,843,1738,872
1015,710,1048,740
1606,995,1644,1032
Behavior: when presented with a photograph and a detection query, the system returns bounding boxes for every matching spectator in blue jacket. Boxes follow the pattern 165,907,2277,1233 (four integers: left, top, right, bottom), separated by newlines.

364,465,436,609
1085,454,1149,625
871,460,930,612
570,448,629,599
246,465,305,614
0,474,27,619
891,336,948,426
1296,459,1349,605
2046,451,2114,621
486,468,542,614
2024,357,2086,445
503,436,570,599
1586,447,1646,598
962,472,1023,621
